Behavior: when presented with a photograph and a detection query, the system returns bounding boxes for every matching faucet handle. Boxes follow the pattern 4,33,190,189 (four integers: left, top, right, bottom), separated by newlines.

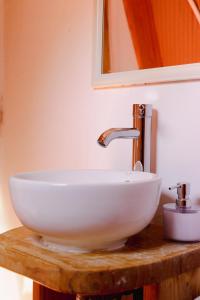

169,182,191,208
133,104,152,118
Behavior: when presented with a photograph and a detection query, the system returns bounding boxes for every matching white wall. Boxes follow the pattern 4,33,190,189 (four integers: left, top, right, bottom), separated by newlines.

1,2,29,300
0,0,5,227
2,0,200,299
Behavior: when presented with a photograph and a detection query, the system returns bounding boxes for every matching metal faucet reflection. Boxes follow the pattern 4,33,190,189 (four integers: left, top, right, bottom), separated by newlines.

97,104,152,172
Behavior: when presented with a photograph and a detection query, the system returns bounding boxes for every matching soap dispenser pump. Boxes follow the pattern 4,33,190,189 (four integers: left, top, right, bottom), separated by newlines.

163,182,200,242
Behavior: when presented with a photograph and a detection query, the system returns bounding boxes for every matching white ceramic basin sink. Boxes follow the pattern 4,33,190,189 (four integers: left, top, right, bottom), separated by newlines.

9,170,161,253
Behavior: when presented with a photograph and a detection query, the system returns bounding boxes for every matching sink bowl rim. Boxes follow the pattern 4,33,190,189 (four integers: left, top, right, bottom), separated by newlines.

10,169,161,187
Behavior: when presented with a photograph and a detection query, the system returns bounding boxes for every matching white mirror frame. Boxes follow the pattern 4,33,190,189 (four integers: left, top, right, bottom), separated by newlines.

92,0,200,89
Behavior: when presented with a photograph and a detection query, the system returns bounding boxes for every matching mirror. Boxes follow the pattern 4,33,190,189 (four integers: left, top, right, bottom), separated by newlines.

93,0,200,88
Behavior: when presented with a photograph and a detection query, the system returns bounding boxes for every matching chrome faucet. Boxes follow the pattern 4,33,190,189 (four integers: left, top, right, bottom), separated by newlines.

97,104,152,172
98,128,140,147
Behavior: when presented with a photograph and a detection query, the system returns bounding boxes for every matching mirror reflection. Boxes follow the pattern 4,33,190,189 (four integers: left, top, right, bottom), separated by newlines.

103,0,200,74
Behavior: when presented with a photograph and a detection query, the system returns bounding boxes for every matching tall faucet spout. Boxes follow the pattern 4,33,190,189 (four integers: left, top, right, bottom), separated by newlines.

97,128,140,147
97,104,152,172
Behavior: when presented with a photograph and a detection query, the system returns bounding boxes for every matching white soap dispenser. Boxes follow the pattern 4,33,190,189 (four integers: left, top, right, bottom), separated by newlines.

163,182,200,242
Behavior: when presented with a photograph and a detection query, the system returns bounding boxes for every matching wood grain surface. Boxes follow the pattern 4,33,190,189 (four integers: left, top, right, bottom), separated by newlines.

1,225,200,295
122,0,200,69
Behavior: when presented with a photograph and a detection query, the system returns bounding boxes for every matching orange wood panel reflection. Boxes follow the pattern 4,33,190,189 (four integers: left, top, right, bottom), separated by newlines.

103,0,110,73
151,0,200,66
123,0,200,69
123,0,163,69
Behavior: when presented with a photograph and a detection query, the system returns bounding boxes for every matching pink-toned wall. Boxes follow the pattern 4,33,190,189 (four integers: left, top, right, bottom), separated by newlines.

0,0,3,95
2,0,200,299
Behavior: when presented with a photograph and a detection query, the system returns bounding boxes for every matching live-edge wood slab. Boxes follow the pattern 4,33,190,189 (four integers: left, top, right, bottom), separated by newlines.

1,225,200,296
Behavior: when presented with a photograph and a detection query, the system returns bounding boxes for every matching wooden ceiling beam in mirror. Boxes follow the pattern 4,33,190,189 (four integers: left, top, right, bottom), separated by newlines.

187,0,200,24
123,0,163,69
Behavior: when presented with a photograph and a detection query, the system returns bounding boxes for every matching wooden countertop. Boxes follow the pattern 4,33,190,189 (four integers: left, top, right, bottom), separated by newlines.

0,225,200,295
